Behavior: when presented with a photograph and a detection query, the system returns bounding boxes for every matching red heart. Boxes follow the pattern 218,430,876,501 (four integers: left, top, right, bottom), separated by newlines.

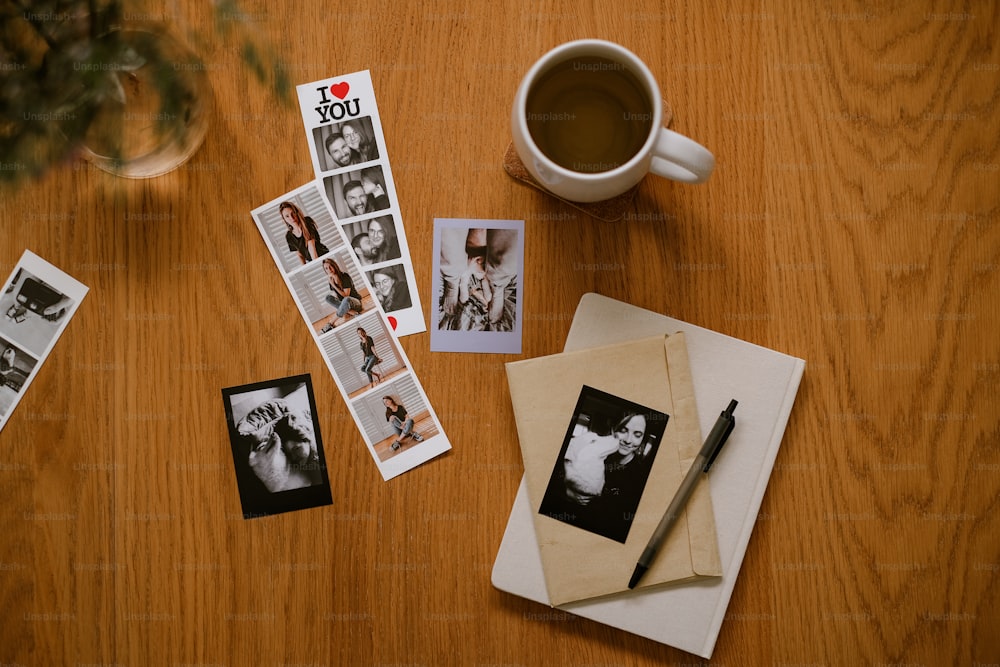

330,82,350,100
388,316,397,330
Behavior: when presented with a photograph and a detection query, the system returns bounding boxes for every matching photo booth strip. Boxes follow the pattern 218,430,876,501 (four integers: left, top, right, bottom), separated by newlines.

251,182,451,481
296,70,425,338
0,250,88,433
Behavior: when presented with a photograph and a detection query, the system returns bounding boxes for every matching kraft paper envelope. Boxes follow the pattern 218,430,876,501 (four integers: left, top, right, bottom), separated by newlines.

505,333,721,606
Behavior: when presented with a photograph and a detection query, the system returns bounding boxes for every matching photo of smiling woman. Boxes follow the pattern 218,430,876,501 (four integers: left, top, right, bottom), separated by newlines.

279,200,330,265
340,118,378,163
343,215,402,267
538,386,669,543
367,264,411,313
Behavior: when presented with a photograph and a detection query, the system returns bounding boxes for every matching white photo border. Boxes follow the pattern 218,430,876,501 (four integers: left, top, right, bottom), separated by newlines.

430,219,525,354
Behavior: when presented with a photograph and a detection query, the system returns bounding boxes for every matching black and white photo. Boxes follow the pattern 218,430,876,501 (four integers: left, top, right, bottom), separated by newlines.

0,336,38,420
538,385,669,543
342,214,402,267
295,70,427,339
222,375,332,518
322,165,391,220
311,115,380,172
0,251,88,434
0,266,75,358
366,263,411,314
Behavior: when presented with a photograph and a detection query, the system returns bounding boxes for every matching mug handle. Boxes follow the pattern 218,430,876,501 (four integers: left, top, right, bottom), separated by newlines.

649,128,715,184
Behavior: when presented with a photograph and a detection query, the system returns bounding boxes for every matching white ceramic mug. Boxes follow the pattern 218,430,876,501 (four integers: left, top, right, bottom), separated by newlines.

511,39,714,203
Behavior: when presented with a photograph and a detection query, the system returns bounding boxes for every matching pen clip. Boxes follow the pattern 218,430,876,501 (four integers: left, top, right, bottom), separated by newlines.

703,418,734,472
703,401,737,472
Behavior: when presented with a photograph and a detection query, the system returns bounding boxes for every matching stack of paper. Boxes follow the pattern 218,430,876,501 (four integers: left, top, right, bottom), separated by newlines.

492,293,805,658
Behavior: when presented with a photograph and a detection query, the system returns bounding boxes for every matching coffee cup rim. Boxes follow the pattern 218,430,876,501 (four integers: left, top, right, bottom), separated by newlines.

514,39,664,181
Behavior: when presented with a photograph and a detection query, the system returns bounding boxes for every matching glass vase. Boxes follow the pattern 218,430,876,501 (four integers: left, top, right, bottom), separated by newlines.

80,25,213,178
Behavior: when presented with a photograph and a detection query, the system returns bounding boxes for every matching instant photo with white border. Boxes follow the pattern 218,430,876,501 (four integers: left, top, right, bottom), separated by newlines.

251,183,451,480
431,219,525,354
296,70,425,338
0,250,88,433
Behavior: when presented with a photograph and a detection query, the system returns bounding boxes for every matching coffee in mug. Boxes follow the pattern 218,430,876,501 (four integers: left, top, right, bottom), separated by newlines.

525,56,653,174
512,40,714,203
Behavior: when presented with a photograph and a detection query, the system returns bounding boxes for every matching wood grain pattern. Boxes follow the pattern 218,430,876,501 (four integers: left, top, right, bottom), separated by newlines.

1,1,997,665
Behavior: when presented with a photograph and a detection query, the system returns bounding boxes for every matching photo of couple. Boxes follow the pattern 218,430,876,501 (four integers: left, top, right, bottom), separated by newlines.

312,116,379,172
323,166,391,221
539,386,669,544
297,75,426,340
342,215,401,267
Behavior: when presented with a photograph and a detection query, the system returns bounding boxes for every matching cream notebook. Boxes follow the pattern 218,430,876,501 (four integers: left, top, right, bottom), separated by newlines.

492,293,805,658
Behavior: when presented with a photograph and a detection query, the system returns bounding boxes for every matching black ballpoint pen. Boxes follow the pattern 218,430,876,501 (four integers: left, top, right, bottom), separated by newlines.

628,399,738,590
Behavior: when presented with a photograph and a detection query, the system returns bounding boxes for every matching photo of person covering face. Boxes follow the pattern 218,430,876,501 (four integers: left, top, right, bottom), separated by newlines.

312,116,380,172
223,376,332,518
323,166,391,220
343,215,402,267
538,386,669,543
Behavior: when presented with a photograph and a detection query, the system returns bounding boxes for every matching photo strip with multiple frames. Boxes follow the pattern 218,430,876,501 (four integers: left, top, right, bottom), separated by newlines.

296,70,426,337
0,251,88,433
251,182,450,480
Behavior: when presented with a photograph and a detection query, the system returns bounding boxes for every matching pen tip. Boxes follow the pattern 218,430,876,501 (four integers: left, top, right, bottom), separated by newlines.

726,399,738,414
628,564,648,590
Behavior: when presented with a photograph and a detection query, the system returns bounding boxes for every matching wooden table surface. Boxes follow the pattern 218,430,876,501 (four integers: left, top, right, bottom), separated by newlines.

2,1,997,665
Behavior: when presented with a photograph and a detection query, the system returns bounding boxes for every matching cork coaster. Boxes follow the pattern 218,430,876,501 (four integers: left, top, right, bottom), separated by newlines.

504,99,674,222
